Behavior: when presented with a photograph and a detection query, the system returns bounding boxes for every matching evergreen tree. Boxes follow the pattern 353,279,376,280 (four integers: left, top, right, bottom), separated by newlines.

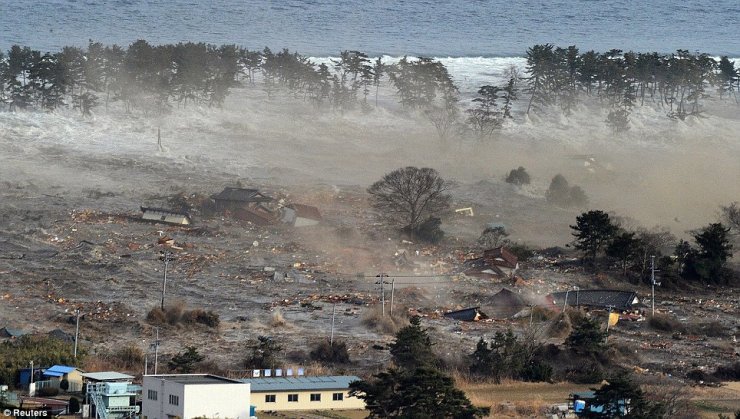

168,346,204,373
566,316,607,355
389,316,438,370
571,210,618,265
244,336,282,369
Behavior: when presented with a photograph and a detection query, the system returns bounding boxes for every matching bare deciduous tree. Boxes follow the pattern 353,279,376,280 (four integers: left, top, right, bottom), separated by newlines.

367,167,451,232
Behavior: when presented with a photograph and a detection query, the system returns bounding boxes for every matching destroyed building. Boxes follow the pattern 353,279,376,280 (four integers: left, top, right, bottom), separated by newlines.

548,289,638,311
443,306,489,322
486,288,528,319
211,187,273,211
280,203,322,227
140,207,192,225
462,246,519,279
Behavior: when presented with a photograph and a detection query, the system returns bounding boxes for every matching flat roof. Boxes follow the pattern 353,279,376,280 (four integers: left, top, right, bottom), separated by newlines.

240,376,361,392
147,374,243,385
82,372,134,381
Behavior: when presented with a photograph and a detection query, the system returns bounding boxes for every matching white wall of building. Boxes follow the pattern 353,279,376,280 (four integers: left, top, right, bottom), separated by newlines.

142,376,251,419
183,383,251,419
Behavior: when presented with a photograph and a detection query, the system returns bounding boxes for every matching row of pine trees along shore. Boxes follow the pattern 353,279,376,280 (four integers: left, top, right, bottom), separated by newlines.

0,41,738,134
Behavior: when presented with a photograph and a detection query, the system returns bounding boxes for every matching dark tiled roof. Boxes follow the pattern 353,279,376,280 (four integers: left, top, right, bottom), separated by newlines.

550,289,638,311
444,307,488,321
211,187,272,203
482,247,518,269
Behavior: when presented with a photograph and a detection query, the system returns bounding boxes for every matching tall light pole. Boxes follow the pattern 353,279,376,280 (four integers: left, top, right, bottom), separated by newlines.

160,250,175,310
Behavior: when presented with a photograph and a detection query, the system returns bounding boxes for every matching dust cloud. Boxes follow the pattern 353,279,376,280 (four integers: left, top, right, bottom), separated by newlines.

1,86,738,249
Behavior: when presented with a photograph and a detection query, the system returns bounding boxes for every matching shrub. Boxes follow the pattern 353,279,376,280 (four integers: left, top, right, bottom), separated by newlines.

546,174,588,207
648,314,686,333
182,309,220,328
113,345,145,369
411,217,444,244
68,397,80,414
508,243,535,260
147,304,219,328
361,307,408,335
686,369,710,383
310,340,350,364
692,321,727,337
505,166,531,186
60,378,69,391
713,362,740,381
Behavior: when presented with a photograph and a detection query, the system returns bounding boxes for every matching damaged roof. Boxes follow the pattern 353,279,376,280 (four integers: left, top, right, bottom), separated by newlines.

444,306,488,321
140,206,190,217
550,289,638,311
482,246,518,269
211,187,273,203
286,203,321,220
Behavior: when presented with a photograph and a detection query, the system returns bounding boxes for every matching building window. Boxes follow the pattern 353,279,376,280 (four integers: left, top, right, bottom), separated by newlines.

265,394,276,403
288,394,298,402
310,393,321,402
169,394,179,406
333,392,344,401
147,390,157,401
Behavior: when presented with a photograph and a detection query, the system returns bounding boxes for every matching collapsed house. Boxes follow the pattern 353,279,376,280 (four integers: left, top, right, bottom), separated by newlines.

462,246,519,279
211,187,277,225
443,306,489,322
140,207,192,225
211,187,273,211
548,289,639,312
280,203,322,227
486,287,528,319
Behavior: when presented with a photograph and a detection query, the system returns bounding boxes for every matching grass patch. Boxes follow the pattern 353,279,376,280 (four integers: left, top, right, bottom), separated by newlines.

146,301,220,328
361,306,408,335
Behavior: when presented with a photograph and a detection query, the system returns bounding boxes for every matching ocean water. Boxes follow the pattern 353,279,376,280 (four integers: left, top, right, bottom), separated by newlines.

1,0,738,57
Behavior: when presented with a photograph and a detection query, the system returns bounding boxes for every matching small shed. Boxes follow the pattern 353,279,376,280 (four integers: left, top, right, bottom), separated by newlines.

41,365,84,392
140,207,192,225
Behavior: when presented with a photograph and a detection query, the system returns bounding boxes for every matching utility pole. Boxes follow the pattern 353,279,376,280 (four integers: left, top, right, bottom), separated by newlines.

380,273,385,317
330,303,336,347
389,279,395,317
651,255,656,316
73,308,81,358
563,289,570,312
160,250,174,310
151,327,161,375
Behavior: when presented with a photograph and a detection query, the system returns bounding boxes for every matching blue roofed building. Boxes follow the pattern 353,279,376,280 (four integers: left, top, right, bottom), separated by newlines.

34,365,84,393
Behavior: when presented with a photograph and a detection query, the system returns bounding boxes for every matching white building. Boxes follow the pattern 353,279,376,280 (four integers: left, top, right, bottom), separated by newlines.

142,375,251,419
